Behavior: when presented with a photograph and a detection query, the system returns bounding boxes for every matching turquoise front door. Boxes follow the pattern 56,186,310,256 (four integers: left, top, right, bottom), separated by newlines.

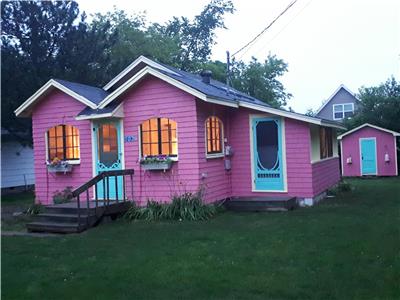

252,117,285,191
93,121,123,200
360,138,377,175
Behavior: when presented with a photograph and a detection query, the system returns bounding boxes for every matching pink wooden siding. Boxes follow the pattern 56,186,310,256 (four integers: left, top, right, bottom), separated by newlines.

195,101,231,203
31,90,93,204
123,76,200,205
229,110,315,199
341,126,398,176
312,158,340,195
29,77,342,205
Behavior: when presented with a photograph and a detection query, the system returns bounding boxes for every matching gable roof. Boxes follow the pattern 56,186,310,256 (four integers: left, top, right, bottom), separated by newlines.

15,56,345,129
14,79,108,117
316,84,357,115
337,123,400,140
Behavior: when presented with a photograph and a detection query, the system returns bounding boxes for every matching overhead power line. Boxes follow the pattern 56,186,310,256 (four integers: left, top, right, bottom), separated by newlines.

231,0,298,58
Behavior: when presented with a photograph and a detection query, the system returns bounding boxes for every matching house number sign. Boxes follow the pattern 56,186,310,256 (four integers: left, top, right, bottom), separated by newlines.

124,136,137,142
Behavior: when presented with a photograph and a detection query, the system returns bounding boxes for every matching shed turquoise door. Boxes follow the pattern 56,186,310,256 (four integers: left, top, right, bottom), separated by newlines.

252,117,285,191
93,121,123,200
360,138,377,175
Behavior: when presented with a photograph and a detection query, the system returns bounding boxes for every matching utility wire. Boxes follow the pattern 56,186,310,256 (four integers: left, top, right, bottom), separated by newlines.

253,0,313,57
231,0,298,58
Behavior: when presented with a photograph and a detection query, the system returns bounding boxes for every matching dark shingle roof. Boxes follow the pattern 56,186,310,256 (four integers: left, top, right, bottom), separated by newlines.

155,63,271,108
54,79,109,105
77,100,121,117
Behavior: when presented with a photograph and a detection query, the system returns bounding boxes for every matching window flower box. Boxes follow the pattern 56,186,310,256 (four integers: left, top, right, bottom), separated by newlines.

47,158,73,173
140,155,174,171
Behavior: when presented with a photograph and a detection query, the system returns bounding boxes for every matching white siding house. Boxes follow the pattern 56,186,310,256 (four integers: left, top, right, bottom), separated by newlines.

1,130,35,189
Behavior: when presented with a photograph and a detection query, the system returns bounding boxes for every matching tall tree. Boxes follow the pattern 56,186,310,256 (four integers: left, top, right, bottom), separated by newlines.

1,1,81,139
90,9,180,84
160,0,234,71
230,55,292,108
344,76,400,132
1,1,116,140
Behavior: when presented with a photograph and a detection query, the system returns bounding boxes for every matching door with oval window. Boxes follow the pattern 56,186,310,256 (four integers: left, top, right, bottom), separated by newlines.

252,117,285,191
93,121,123,200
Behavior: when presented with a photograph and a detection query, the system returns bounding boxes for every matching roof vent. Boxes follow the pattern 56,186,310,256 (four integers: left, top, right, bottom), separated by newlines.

200,70,212,84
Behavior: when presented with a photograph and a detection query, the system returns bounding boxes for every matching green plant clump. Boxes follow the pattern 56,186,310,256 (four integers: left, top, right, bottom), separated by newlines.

125,192,217,221
53,186,74,204
26,203,44,215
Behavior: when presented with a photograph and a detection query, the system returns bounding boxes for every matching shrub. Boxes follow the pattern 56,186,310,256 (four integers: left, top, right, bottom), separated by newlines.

337,181,352,193
328,181,352,196
26,203,44,215
53,186,74,204
124,192,218,221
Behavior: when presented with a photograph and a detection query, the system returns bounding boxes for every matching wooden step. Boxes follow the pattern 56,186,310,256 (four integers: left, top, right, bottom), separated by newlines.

225,196,297,212
35,213,96,224
26,222,84,234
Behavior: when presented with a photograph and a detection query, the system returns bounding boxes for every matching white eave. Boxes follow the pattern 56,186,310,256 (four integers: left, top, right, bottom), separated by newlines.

338,123,400,139
75,102,124,121
14,79,97,117
103,55,180,91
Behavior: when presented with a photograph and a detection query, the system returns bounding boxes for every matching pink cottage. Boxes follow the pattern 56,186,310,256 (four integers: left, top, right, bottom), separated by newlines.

15,56,345,208
338,123,399,177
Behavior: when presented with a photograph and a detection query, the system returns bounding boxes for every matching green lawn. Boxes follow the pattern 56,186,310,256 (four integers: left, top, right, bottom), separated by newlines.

2,178,400,300
1,191,35,232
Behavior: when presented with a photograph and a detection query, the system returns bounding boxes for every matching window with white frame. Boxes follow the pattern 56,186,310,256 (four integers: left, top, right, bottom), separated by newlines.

333,103,354,120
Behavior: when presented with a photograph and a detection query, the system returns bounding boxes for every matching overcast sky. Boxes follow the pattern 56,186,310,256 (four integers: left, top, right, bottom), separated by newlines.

79,0,400,113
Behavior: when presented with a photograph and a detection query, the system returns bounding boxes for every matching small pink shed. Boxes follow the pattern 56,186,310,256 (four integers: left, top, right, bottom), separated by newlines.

338,123,399,177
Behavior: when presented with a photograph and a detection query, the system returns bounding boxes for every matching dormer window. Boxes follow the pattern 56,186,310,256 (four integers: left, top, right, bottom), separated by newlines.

333,103,354,120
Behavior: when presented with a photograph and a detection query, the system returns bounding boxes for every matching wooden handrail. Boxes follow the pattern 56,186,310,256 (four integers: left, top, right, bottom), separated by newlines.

72,169,135,197
71,169,134,227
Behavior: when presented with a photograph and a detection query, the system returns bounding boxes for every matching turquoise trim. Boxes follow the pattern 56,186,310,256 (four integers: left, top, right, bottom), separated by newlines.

252,117,284,191
93,120,123,200
360,138,377,175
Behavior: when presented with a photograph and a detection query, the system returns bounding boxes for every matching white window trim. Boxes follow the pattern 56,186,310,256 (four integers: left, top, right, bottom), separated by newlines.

205,116,225,159
137,118,179,161
45,127,81,165
332,103,354,120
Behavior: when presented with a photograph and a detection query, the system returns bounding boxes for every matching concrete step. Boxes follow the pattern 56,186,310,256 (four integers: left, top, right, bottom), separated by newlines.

225,197,297,212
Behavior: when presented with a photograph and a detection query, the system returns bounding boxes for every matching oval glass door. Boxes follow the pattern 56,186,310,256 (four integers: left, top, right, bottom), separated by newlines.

94,122,123,200
252,118,285,191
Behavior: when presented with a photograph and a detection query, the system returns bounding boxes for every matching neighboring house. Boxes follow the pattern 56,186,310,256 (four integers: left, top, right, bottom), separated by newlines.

316,85,358,122
1,128,35,191
15,56,345,206
338,123,399,177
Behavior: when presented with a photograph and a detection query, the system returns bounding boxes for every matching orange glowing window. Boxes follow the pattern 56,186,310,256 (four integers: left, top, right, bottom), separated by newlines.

47,125,80,161
140,118,177,157
205,116,223,155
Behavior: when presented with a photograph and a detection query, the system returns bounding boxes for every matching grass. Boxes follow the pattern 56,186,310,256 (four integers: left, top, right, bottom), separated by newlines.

2,178,400,299
1,191,35,232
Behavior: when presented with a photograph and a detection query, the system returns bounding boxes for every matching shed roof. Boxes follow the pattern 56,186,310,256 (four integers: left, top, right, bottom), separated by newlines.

338,123,400,139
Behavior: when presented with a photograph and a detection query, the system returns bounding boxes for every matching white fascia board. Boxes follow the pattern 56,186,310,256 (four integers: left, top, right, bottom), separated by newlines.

98,66,208,109
15,79,97,117
103,56,180,91
75,102,124,121
338,123,400,139
239,101,345,129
